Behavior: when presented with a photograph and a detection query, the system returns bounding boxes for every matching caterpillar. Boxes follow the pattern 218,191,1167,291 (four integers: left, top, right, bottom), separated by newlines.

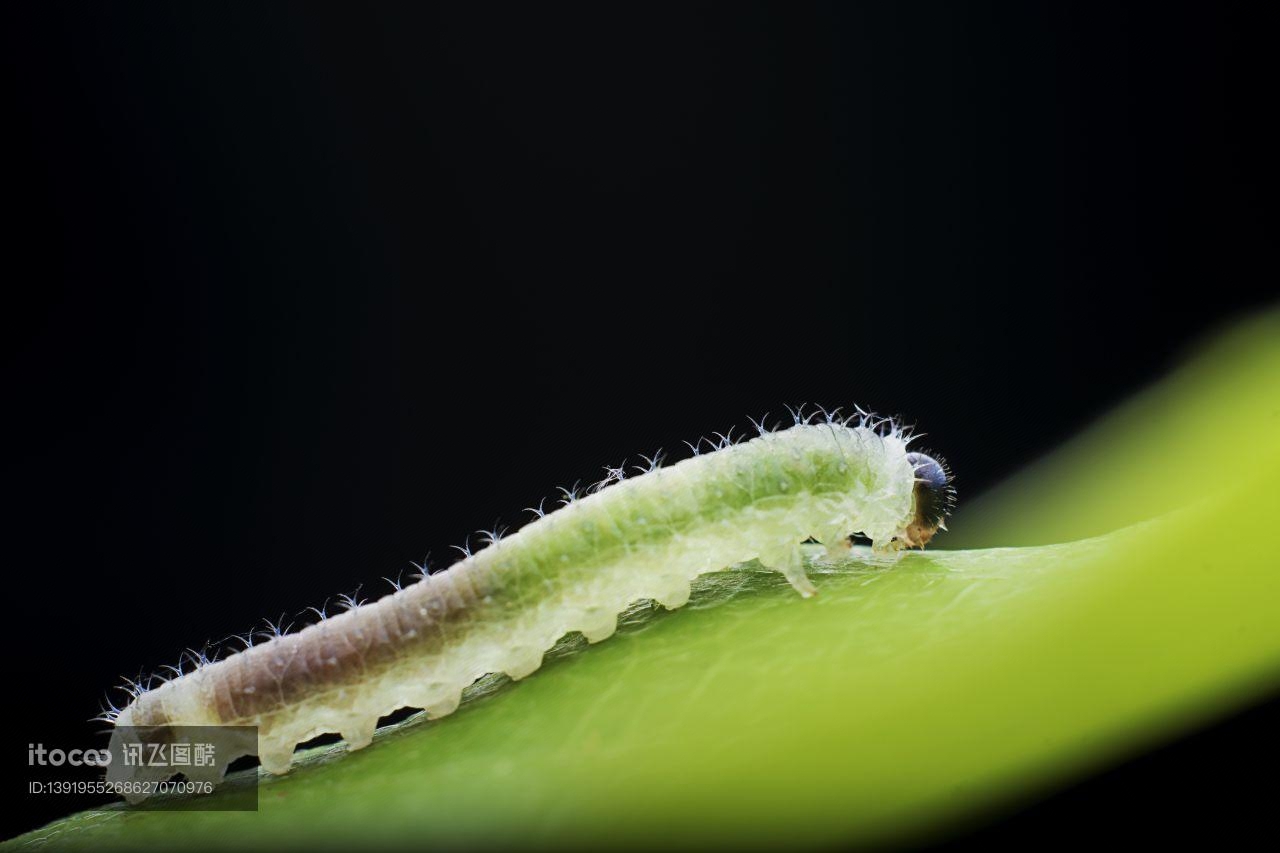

102,408,954,800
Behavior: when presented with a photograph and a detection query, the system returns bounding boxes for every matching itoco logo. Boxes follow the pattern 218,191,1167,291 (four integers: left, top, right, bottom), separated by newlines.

28,744,112,767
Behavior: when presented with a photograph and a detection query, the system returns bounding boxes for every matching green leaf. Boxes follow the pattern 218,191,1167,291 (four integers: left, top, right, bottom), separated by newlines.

11,309,1280,850
948,309,1280,547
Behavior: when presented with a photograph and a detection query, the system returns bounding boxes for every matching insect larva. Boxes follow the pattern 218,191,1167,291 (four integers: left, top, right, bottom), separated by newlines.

104,410,954,799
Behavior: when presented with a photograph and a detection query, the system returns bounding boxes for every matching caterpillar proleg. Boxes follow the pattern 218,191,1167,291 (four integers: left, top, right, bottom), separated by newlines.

103,410,954,800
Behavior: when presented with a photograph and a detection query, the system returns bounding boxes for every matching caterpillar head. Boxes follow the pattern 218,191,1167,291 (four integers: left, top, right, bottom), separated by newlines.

901,452,956,548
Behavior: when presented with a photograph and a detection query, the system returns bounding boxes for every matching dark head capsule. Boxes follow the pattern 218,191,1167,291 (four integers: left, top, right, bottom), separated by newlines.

902,451,956,548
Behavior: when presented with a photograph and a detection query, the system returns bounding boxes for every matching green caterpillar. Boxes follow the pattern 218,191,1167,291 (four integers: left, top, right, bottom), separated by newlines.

104,409,954,800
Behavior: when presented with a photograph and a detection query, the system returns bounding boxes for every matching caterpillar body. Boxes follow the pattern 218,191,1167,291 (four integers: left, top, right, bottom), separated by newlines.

104,413,954,800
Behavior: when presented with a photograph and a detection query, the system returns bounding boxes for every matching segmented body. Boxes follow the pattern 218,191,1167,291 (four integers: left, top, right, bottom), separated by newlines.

107,420,923,790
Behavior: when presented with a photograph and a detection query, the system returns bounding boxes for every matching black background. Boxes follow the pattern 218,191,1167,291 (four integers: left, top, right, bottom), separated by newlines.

4,1,1274,846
